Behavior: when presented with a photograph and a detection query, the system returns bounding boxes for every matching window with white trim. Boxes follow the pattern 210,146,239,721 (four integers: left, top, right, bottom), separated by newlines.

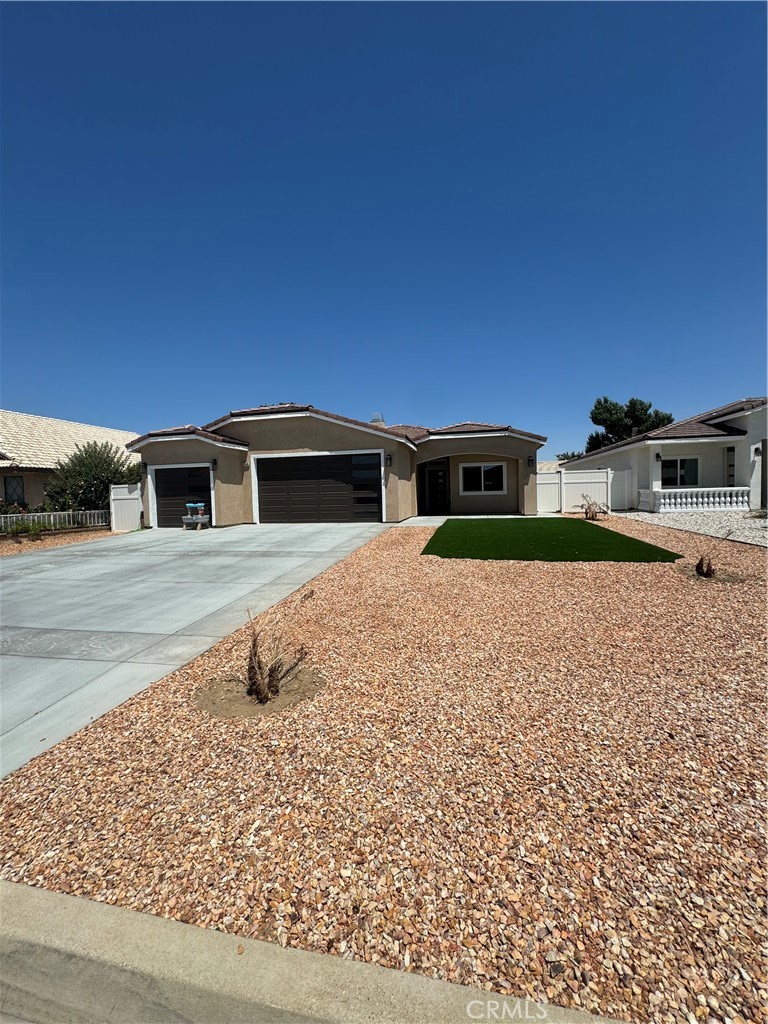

661,458,698,488
459,462,506,495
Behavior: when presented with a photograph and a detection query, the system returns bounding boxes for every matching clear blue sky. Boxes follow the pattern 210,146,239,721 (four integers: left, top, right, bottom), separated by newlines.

2,2,765,457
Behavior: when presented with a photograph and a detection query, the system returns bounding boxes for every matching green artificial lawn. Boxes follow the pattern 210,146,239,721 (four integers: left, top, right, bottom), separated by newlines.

421,517,681,563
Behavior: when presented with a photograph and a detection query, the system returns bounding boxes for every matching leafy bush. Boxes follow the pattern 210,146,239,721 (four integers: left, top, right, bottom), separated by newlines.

45,442,140,511
5,520,45,539
0,500,28,516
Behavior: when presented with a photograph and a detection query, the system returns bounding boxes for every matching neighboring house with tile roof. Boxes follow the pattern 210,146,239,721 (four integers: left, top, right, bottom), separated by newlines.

0,410,139,509
562,398,767,511
128,403,547,527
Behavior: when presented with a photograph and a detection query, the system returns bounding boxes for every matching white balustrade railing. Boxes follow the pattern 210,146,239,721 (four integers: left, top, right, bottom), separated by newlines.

646,487,750,513
0,510,110,533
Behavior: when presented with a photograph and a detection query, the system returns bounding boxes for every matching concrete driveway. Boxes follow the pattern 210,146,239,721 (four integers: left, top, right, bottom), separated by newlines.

0,523,385,777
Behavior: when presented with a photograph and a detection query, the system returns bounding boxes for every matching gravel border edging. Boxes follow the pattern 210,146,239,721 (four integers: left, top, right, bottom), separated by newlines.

0,880,617,1024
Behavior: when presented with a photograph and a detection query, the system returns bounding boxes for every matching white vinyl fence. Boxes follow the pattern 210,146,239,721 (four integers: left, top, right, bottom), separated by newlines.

537,469,631,513
0,509,110,533
110,483,142,533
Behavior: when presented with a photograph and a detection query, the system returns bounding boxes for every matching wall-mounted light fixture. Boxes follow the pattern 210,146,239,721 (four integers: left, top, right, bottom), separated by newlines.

385,453,392,467
527,456,535,468
655,452,662,462
211,459,218,472
755,446,763,457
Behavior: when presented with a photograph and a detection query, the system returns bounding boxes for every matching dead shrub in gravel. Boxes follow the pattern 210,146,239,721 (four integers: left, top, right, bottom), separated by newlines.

695,528,734,580
695,554,715,579
244,610,307,704
573,494,609,521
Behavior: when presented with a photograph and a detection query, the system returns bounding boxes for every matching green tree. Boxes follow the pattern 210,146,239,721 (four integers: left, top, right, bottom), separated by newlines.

45,442,141,511
585,396,674,453
556,450,583,462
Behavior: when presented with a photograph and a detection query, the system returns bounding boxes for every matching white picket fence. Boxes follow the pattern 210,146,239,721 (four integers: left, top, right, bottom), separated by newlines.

537,469,631,513
0,509,110,533
110,483,142,533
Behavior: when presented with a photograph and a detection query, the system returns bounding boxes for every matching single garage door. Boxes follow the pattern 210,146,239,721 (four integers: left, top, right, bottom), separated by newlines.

257,454,382,523
154,466,211,528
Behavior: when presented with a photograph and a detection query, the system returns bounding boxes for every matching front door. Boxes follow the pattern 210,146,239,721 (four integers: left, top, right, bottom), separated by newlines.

417,459,450,515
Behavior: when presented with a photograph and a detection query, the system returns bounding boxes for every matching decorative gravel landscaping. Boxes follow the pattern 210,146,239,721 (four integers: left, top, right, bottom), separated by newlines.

0,527,112,558
614,510,768,548
1,517,765,1024
422,516,681,562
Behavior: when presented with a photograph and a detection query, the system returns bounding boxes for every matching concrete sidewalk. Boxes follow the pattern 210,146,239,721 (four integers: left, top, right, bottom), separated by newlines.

0,523,384,777
0,881,621,1024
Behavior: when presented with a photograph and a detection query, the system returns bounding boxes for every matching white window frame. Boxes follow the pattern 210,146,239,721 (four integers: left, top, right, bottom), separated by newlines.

251,449,386,524
458,462,507,496
660,457,699,489
147,463,216,528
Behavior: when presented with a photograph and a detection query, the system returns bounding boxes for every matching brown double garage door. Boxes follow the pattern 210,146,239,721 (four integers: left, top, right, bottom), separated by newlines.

257,454,382,523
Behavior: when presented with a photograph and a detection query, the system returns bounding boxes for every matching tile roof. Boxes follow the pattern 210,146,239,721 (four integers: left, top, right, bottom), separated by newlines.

127,426,247,449
202,404,413,443
567,397,767,461
202,406,547,445
385,423,431,441
0,409,140,471
389,421,548,443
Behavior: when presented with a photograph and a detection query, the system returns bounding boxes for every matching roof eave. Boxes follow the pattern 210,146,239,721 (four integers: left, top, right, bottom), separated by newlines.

417,430,547,446
127,433,247,452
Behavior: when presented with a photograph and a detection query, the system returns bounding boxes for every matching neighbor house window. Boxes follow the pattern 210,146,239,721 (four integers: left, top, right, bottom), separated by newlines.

3,476,24,505
661,458,698,488
459,463,506,495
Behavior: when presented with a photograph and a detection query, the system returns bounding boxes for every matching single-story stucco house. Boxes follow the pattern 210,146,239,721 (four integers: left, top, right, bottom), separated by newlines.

0,409,139,510
127,404,547,527
562,397,767,512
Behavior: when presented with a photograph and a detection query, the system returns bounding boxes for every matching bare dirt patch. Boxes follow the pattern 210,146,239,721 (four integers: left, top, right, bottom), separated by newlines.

195,666,324,719
2,518,766,1024
0,527,112,558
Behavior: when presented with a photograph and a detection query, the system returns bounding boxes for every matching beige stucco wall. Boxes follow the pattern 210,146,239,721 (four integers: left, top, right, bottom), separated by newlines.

136,440,246,527
133,420,547,524
218,415,416,522
415,436,540,515
135,417,418,524
2,471,49,509
446,454,520,515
